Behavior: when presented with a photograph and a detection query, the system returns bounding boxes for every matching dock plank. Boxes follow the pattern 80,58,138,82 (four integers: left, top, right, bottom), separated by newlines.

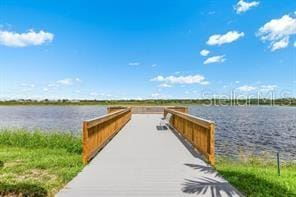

57,114,242,197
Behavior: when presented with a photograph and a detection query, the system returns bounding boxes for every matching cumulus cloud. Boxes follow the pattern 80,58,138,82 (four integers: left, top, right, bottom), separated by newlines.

128,62,140,66
151,74,209,86
0,30,54,47
237,85,257,91
294,41,296,47
234,0,260,14
257,15,296,51
200,49,210,56
151,64,157,67
203,55,226,64
207,31,244,46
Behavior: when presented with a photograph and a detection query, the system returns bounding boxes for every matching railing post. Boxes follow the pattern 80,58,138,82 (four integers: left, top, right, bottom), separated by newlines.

165,108,216,166
208,122,215,166
82,108,131,164
82,121,88,165
164,109,168,119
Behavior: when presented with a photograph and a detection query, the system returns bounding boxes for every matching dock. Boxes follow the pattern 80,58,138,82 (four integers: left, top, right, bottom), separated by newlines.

57,107,242,197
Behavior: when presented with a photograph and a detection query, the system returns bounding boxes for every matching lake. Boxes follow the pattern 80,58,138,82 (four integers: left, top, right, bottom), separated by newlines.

0,105,295,161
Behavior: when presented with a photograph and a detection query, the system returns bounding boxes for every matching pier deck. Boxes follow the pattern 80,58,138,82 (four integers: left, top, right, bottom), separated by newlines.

58,114,241,197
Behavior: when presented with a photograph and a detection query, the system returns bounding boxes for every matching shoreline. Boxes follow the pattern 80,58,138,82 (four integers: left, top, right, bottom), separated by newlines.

0,103,295,107
0,130,295,196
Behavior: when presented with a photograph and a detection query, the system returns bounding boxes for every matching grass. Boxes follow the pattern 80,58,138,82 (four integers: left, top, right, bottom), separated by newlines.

0,129,83,196
1,129,296,196
216,156,296,197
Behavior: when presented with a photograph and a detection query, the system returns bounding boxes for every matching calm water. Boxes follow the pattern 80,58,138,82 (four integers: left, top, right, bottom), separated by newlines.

0,106,106,133
189,106,296,160
0,105,295,160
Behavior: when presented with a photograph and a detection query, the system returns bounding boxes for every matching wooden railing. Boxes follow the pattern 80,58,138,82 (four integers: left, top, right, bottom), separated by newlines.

82,108,131,164
108,106,188,114
164,106,188,116
164,108,215,165
107,106,127,113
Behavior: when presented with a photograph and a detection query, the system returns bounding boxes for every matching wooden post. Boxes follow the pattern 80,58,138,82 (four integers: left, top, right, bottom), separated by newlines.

82,108,131,164
164,109,168,119
82,121,88,165
208,123,215,166
165,107,216,166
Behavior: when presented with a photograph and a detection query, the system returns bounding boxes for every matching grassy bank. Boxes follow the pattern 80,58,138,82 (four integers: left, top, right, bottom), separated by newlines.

0,129,83,196
1,129,296,196
216,156,296,197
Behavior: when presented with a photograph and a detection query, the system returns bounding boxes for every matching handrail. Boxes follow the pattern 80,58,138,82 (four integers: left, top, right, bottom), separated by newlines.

82,108,131,164
164,108,215,165
107,106,127,113
108,106,188,114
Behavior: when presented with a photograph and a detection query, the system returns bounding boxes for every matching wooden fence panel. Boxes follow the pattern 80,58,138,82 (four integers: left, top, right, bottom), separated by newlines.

82,108,131,164
164,108,215,166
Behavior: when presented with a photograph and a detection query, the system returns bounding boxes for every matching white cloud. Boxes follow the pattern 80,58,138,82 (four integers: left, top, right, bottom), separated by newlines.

150,93,168,99
43,88,49,92
237,85,257,91
207,31,244,46
151,74,209,85
200,81,210,85
260,85,277,92
128,62,140,66
75,78,82,82
200,49,210,56
257,15,296,51
234,0,260,14
56,78,81,86
204,55,226,64
294,41,296,47
48,83,57,88
159,83,172,88
56,78,74,85
21,83,35,88
151,64,157,67
271,38,289,51
0,30,54,47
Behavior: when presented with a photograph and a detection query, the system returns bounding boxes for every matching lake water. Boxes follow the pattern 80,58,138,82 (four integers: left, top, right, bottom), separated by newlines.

0,106,106,133
189,106,296,160
0,105,295,161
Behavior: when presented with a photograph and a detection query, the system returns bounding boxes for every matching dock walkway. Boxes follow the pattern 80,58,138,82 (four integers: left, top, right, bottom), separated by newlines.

58,114,241,197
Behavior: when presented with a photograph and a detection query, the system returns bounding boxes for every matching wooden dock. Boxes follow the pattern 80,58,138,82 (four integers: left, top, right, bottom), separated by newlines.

57,107,242,196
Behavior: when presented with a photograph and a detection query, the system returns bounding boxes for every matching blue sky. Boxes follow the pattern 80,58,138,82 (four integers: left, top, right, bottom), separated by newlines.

0,0,295,100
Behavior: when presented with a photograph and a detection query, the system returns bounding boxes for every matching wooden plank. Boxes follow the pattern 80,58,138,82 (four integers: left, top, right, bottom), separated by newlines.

164,108,216,166
82,108,131,164
58,114,240,197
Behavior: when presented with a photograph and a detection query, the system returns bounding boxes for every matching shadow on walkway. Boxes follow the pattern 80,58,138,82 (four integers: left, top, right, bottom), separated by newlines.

182,177,240,197
167,124,205,161
184,163,218,176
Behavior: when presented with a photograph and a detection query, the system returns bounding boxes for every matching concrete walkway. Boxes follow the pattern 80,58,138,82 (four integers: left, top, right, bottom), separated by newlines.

57,114,242,197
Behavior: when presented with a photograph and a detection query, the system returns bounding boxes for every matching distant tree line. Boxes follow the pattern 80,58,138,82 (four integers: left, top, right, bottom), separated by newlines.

0,98,295,106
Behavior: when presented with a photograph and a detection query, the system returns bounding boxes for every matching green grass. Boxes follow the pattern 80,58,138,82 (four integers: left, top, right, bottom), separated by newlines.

1,129,296,196
0,129,82,154
216,156,296,197
0,129,83,196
